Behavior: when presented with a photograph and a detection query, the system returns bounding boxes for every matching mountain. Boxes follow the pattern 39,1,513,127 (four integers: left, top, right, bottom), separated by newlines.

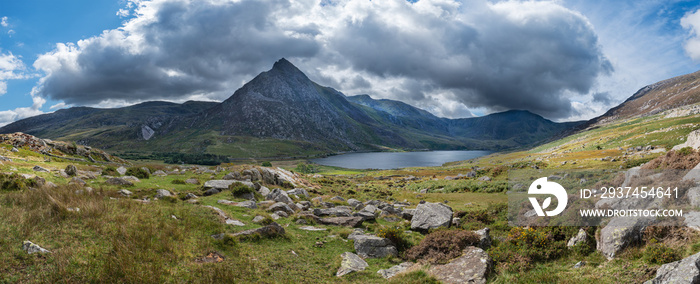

591,70,700,125
0,58,578,158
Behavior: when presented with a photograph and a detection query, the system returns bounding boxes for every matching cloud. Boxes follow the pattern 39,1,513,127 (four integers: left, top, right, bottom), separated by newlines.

0,52,29,95
0,95,45,127
32,0,611,119
0,17,7,27
682,8,700,61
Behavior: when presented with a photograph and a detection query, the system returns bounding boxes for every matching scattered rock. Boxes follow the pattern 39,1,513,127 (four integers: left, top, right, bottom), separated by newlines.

267,188,293,204
353,235,398,258
313,207,352,217
70,177,86,186
11,147,19,152
203,188,221,196
204,206,245,226
410,202,453,231
268,202,295,215
573,261,586,269
644,251,700,284
236,200,258,209
287,188,310,198
252,216,266,223
184,193,198,200
299,226,327,231
597,216,655,259
567,228,588,247
258,186,271,197
474,227,492,250
204,180,241,190
672,129,700,151
154,189,173,199
116,166,127,176
107,177,133,186
153,170,167,177
336,252,368,277
33,166,49,172
65,165,78,176
378,262,414,279
118,189,133,196
122,176,141,183
347,198,364,210
22,241,51,254
330,196,346,202
232,222,285,238
428,246,491,284
478,176,491,182
318,217,364,227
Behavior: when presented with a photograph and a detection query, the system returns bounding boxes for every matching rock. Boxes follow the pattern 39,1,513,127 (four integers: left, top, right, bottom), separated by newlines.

330,196,346,202
118,189,133,196
70,177,86,186
236,200,258,209
684,212,700,231
644,251,700,284
347,198,364,210
573,261,586,269
271,213,281,220
154,189,173,199
336,252,368,277
268,202,295,215
234,191,256,201
11,147,19,152
353,235,398,258
297,201,312,210
318,217,364,227
684,164,700,184
478,176,491,181
261,168,276,184
672,129,700,150
378,262,414,279
122,176,141,183
33,166,49,172
429,246,491,284
311,196,322,205
22,241,51,254
452,217,461,227
688,187,700,208
65,165,78,176
258,186,271,197
299,226,327,231
410,202,453,231
474,228,491,250
353,210,376,221
204,206,245,226
0,156,11,162
184,193,198,200
363,204,378,213
116,166,127,176
274,211,289,218
203,180,238,190
597,216,655,259
313,207,352,217
567,228,588,247
402,209,415,220
153,170,167,177
252,216,266,223
107,177,134,186
267,188,293,204
287,188,309,198
203,188,221,196
232,222,285,238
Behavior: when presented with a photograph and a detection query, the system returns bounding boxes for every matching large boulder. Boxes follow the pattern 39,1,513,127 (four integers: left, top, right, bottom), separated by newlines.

410,202,453,231
107,177,133,186
644,251,700,284
154,189,173,199
232,222,285,238
672,129,700,150
65,165,78,176
266,188,293,204
474,227,492,250
336,252,368,277
116,166,127,176
287,188,310,198
428,246,491,284
203,180,254,191
268,202,295,215
377,262,414,279
597,216,655,259
567,228,588,247
318,217,364,227
353,235,398,258
313,207,352,217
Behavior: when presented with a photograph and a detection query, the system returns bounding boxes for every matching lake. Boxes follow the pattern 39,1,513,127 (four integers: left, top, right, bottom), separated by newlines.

311,150,493,170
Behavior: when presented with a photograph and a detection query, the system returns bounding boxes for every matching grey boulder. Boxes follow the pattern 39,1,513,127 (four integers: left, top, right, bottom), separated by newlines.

644,251,700,284
411,202,453,231
336,252,368,277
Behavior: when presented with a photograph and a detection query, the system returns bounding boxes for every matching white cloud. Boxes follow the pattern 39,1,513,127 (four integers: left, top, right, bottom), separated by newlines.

0,17,7,27
49,102,69,110
0,95,45,127
0,52,29,95
682,8,700,61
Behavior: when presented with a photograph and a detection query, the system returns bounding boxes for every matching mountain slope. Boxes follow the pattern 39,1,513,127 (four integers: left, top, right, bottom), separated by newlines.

0,58,578,158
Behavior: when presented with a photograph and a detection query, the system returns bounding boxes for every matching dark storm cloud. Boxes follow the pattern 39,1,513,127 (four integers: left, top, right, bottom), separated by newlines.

592,92,613,104
33,0,612,120
34,0,320,105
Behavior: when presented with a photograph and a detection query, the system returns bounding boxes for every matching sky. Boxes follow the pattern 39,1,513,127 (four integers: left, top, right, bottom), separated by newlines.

1,0,700,127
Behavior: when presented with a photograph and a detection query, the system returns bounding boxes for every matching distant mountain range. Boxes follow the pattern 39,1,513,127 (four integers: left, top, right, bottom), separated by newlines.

0,58,581,159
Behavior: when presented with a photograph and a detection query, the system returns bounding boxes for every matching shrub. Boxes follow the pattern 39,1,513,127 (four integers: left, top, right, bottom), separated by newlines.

404,229,479,264
0,173,37,191
643,239,680,264
489,227,570,272
125,167,150,179
460,203,507,230
642,148,700,169
261,161,272,167
377,227,412,252
102,166,118,176
229,182,255,195
678,146,694,156
294,163,318,174
171,179,186,185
